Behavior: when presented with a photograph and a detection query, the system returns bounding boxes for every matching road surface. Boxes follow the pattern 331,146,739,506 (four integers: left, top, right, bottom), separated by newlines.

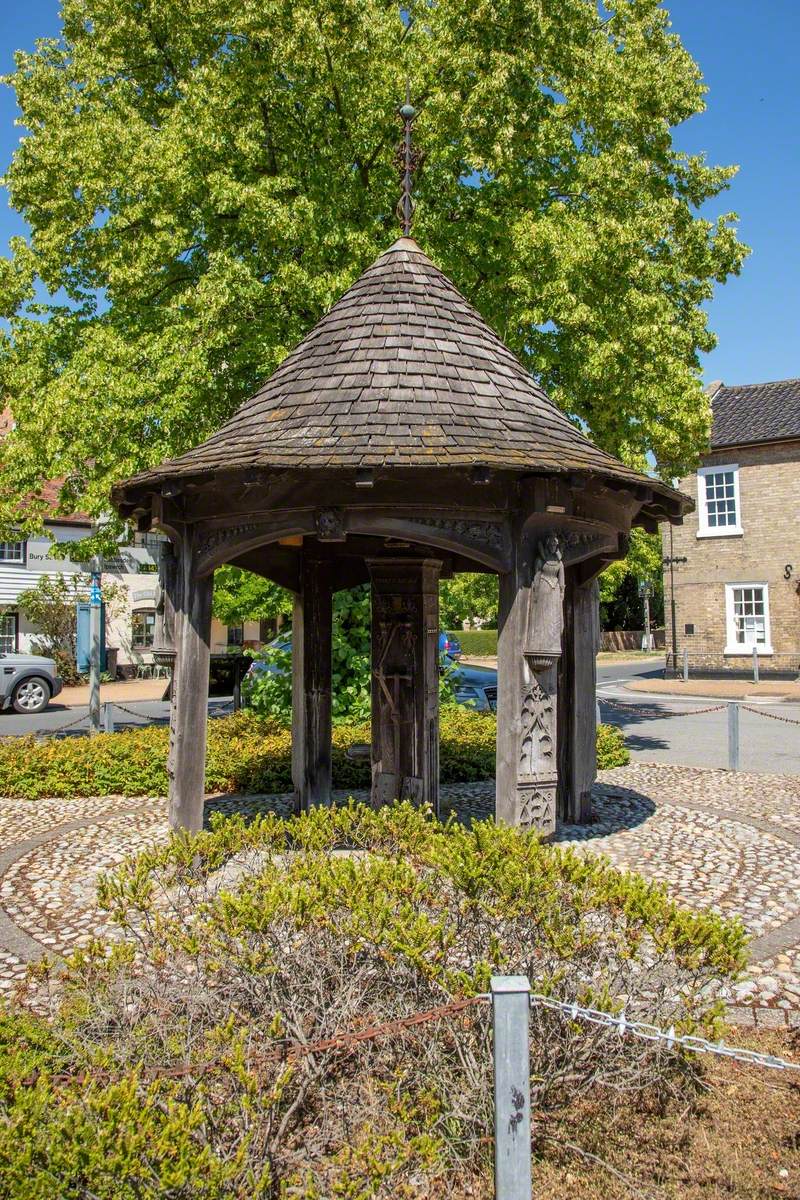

2,658,798,777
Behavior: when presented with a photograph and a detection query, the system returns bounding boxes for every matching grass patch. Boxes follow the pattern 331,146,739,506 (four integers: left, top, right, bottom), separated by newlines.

457,627,498,656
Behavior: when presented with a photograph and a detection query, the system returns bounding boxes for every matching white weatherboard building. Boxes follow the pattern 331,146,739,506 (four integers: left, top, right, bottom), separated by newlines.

1,524,261,670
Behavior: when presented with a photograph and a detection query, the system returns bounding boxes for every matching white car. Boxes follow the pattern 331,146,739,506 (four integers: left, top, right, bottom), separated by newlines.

0,653,64,715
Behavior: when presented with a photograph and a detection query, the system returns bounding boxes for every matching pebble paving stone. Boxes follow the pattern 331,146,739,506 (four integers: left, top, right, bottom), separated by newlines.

0,764,798,1028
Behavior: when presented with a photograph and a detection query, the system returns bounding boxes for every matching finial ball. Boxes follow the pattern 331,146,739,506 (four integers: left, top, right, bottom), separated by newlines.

399,103,417,119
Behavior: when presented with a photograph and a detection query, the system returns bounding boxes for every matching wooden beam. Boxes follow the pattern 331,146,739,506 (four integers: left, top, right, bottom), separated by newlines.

367,558,442,814
559,574,599,823
167,531,213,832
292,555,333,810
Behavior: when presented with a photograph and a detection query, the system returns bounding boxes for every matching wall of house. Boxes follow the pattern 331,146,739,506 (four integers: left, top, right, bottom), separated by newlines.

663,440,800,674
3,526,266,669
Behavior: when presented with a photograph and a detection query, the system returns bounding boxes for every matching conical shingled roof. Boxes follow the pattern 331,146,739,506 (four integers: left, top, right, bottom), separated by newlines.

114,238,684,506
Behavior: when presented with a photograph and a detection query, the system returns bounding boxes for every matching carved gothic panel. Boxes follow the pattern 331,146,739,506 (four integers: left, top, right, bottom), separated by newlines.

517,783,556,835
519,680,554,775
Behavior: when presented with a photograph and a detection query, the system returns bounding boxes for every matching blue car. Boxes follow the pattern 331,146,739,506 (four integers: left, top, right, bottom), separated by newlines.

246,630,496,712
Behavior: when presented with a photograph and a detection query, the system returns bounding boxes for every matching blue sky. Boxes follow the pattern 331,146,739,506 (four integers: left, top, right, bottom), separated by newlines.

1,0,798,388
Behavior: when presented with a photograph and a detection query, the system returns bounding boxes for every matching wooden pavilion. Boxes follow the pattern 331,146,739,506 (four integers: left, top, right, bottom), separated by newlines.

112,237,690,834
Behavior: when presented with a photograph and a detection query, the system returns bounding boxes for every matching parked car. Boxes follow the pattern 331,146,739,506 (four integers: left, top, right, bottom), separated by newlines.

439,630,462,658
246,634,496,712
0,653,63,715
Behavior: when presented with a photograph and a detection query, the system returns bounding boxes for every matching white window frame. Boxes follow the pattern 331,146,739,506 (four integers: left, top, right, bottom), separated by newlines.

697,463,743,537
0,540,25,564
724,582,773,656
0,611,18,653
131,609,156,650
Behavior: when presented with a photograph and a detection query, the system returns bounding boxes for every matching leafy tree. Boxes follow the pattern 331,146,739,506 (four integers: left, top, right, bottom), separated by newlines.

212,566,291,629
0,0,746,540
16,572,126,681
599,529,664,630
440,573,499,630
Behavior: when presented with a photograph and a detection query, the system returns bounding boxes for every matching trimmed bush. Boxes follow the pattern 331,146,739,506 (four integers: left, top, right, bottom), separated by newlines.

595,722,628,769
0,803,745,1197
456,627,498,656
0,710,628,800
0,709,477,800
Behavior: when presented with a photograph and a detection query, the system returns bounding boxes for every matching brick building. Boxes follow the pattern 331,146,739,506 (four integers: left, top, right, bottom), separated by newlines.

664,378,800,676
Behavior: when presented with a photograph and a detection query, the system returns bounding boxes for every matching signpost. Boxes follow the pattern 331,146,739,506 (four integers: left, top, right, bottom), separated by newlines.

89,557,102,735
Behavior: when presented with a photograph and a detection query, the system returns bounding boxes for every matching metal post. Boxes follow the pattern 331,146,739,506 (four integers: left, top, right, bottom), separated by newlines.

491,975,532,1200
103,702,114,734
682,647,689,682
728,703,740,771
89,557,102,735
643,590,652,652
752,646,759,684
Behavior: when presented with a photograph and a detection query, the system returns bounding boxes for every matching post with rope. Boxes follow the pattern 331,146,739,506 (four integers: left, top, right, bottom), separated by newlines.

728,703,740,771
491,976,532,1200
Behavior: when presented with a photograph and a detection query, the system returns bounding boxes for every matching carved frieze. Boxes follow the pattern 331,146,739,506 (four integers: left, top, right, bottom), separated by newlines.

409,517,504,552
195,522,267,562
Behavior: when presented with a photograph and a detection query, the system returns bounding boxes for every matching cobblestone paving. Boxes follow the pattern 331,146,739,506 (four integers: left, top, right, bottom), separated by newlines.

0,765,798,1028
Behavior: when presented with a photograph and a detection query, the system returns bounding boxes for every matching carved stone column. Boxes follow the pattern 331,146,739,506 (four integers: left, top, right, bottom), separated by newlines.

292,555,333,811
367,558,442,814
496,532,564,836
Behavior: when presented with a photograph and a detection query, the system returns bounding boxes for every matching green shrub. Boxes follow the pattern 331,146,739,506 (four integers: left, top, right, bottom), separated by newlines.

456,627,498,657
0,710,627,800
595,722,629,769
0,804,745,1198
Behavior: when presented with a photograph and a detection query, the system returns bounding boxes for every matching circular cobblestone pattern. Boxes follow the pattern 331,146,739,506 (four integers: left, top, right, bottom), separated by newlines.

0,764,798,1028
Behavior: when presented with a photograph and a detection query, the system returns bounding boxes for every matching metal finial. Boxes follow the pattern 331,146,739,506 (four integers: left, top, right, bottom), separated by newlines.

396,84,418,237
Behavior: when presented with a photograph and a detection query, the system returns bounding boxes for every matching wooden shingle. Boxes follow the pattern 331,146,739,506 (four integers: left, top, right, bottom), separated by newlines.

114,237,685,508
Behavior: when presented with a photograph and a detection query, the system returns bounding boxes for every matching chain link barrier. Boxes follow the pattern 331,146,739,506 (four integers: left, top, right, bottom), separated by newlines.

599,696,728,718
529,993,800,1072
0,709,91,740
741,704,800,726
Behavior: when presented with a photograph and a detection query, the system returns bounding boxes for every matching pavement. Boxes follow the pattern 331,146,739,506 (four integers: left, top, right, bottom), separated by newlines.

59,678,168,707
1,766,798,1029
3,658,800,778
597,659,800,776
626,676,800,700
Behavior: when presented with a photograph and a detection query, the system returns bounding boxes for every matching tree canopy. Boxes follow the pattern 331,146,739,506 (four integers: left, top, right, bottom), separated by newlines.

0,0,747,537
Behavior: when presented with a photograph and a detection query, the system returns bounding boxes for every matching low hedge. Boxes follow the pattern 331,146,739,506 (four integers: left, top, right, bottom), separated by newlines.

0,709,628,800
456,627,498,656
0,803,744,1197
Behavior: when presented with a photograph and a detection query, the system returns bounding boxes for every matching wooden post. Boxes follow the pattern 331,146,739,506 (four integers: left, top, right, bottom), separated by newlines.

560,575,599,823
367,558,441,814
496,530,562,835
292,556,333,811
496,535,527,827
167,531,213,832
